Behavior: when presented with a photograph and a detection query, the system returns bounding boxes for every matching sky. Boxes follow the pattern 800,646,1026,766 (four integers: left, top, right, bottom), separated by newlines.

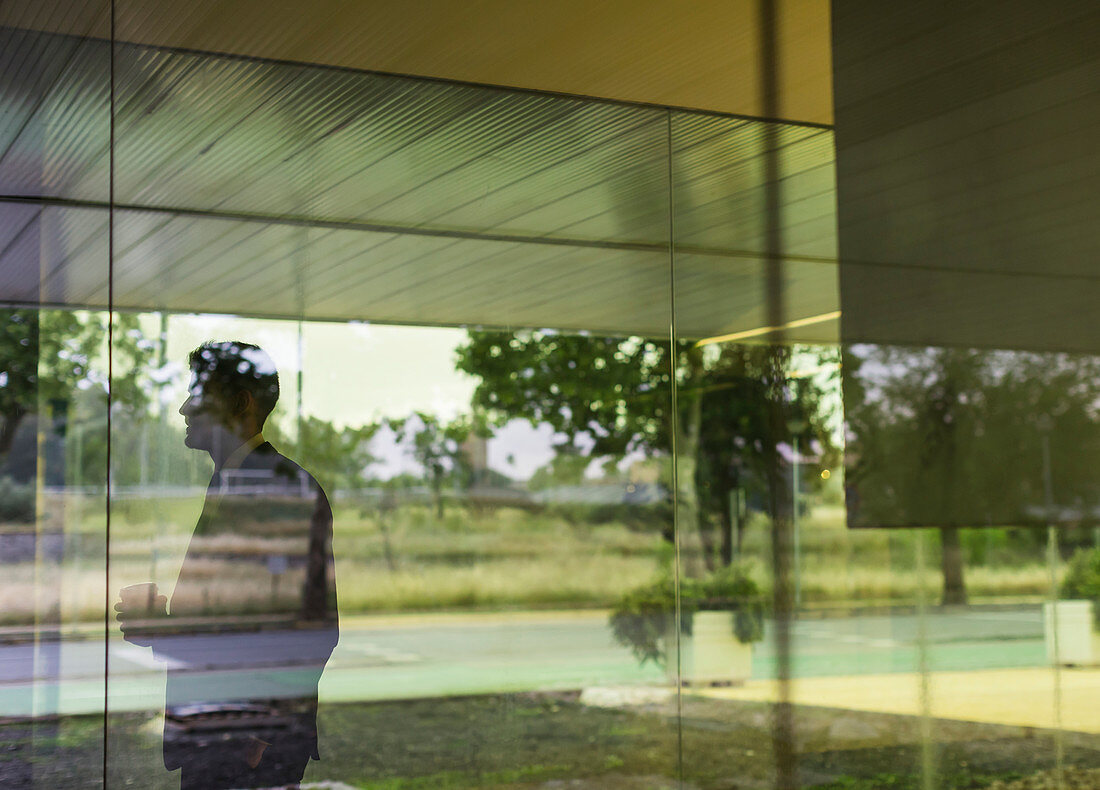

137,312,843,482
149,313,562,480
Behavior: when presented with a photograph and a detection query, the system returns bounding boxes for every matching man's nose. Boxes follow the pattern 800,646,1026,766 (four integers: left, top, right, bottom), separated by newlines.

179,396,193,416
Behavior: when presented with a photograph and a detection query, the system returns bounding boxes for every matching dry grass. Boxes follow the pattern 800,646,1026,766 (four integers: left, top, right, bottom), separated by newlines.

0,501,1068,625
333,554,656,612
797,564,1053,604
0,564,108,625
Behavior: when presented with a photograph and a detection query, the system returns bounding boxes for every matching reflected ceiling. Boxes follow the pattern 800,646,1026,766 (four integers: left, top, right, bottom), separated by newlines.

834,0,1100,353
0,21,838,340
1,0,833,125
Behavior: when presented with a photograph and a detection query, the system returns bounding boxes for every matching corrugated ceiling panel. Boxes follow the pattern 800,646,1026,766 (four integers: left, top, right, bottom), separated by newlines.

1,0,832,124
674,253,838,342
97,210,674,335
0,203,43,302
0,26,110,202
835,0,1100,352
109,44,673,246
0,26,838,340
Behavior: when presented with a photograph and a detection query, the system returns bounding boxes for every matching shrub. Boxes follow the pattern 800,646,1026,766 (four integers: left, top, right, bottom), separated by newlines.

1060,547,1100,626
544,501,672,532
609,564,765,667
0,477,35,523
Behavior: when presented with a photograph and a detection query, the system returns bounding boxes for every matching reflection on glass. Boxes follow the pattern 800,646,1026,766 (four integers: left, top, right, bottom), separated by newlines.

0,309,111,787
844,345,1100,533
2,1,1095,785
113,341,337,789
96,319,685,787
1,7,112,784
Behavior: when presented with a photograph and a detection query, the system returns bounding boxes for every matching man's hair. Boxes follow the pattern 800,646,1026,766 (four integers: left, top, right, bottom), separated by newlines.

188,341,280,422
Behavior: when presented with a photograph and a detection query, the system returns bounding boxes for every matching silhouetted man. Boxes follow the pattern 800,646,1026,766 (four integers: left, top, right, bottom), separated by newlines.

116,341,338,790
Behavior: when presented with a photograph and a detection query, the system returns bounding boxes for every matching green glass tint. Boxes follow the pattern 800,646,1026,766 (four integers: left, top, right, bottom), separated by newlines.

2,2,1098,787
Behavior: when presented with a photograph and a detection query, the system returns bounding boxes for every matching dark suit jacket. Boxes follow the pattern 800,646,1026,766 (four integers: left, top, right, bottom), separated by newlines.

156,442,339,788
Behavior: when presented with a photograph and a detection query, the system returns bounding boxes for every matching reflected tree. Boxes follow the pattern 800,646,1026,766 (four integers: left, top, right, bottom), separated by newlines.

1,309,99,459
269,416,380,497
389,412,478,518
0,309,153,484
845,345,1100,604
456,330,835,571
696,345,837,565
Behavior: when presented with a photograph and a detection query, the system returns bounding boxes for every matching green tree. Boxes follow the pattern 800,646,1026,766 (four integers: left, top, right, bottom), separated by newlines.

267,416,380,497
389,412,478,518
1,309,101,457
695,345,838,565
455,330,834,571
844,345,1100,604
846,346,988,604
527,448,597,491
1,309,154,484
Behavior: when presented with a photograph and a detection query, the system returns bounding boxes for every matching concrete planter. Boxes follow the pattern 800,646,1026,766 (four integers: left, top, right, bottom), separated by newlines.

666,610,754,685
1043,600,1100,665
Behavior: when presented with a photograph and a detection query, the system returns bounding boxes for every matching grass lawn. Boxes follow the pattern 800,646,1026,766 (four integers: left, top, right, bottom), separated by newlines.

5,692,1100,789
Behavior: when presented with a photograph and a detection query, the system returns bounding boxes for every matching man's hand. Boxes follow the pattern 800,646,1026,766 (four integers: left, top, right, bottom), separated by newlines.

115,583,168,647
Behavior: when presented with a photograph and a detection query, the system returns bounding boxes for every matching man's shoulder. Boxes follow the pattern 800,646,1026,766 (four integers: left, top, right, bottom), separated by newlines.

245,442,299,472
243,443,329,501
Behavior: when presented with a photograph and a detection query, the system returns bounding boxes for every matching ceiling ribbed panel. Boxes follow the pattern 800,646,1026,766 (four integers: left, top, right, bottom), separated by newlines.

835,0,1100,353
0,24,110,202
674,253,838,342
671,114,836,257
671,112,838,340
0,25,838,340
0,203,43,302
39,205,110,303
1,0,833,124
93,211,671,336
111,43,673,245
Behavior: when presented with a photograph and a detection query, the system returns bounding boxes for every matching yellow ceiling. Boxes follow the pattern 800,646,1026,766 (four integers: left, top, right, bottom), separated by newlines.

2,0,833,125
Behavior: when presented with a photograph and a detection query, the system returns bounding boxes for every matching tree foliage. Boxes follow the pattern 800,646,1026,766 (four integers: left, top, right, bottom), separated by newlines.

1061,547,1100,625
844,345,1100,604
1,309,155,487
456,331,673,456
609,563,766,667
456,329,836,568
845,345,1100,527
267,416,380,497
389,412,480,516
1,309,102,455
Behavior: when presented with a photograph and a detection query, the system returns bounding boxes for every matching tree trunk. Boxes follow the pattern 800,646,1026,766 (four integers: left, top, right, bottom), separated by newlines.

718,489,734,567
377,491,399,571
697,513,718,572
0,407,26,458
675,447,703,575
926,355,970,606
676,348,706,575
432,472,445,519
719,470,743,566
734,488,746,556
940,526,967,605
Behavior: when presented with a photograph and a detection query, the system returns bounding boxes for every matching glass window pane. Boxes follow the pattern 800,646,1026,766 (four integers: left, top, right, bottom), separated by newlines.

671,108,844,788
0,4,111,787
105,26,677,787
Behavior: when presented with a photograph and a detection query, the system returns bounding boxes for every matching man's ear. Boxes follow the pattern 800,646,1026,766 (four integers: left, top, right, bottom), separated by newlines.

233,390,255,416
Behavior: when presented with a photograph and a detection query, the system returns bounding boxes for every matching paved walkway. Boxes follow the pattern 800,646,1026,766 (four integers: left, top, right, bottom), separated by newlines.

700,666,1100,733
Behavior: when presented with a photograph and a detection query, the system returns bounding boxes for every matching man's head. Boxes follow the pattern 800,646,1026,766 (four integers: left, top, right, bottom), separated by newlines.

179,341,279,451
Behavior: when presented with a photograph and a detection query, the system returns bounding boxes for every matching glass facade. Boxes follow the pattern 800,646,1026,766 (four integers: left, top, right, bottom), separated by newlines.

2,2,1099,788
